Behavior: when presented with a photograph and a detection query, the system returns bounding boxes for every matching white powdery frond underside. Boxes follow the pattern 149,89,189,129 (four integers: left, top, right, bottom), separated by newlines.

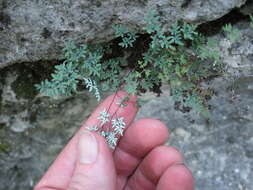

97,108,111,125
87,108,127,149
112,117,126,136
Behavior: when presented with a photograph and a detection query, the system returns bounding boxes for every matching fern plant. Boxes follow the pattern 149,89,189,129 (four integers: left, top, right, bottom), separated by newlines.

222,24,241,43
36,42,119,100
112,25,138,48
249,14,253,29
36,10,223,117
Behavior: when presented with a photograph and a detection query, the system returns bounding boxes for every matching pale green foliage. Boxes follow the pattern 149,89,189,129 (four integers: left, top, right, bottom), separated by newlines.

222,24,241,43
197,38,221,65
124,74,138,94
37,10,223,116
35,62,79,97
144,9,161,34
250,15,253,29
125,11,222,116
181,23,198,40
36,42,123,100
112,25,138,48
0,142,9,153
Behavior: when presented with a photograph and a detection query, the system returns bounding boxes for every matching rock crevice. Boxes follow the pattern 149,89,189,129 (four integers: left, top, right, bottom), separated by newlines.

0,0,247,68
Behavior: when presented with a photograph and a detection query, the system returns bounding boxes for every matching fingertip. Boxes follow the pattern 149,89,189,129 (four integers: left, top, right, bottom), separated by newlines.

130,118,169,144
134,146,184,185
118,118,169,158
157,164,195,190
137,118,169,134
121,146,187,190
147,146,184,165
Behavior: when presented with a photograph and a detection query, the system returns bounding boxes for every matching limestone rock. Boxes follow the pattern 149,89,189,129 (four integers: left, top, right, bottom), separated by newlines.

136,22,253,190
0,0,247,68
240,0,253,15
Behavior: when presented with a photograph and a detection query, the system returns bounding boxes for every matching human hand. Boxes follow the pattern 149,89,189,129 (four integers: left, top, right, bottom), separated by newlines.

35,91,194,190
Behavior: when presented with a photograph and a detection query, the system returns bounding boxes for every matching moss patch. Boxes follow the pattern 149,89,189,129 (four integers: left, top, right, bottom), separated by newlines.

0,88,2,112
10,63,52,100
0,123,6,135
11,72,37,99
0,142,10,153
0,69,4,112
0,123,10,153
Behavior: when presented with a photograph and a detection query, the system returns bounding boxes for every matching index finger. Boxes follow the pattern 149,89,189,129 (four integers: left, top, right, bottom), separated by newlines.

35,91,138,190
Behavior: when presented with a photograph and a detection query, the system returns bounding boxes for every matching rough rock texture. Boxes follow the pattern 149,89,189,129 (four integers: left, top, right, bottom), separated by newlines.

0,65,99,189
0,0,247,68
1,18,253,190
137,77,253,190
136,22,253,190
240,0,253,15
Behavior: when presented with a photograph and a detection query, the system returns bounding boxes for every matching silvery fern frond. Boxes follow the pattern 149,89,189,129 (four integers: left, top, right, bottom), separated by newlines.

86,125,99,132
97,109,111,125
112,117,126,136
106,132,118,149
83,77,101,101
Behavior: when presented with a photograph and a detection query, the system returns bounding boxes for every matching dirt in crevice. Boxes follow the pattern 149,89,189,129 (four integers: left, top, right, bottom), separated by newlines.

197,9,249,36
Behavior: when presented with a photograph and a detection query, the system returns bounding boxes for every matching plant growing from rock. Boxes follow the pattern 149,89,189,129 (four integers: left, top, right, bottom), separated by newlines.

36,10,223,121
222,24,241,43
249,14,253,29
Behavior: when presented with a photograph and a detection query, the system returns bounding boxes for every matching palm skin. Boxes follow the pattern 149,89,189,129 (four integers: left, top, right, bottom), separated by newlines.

35,91,194,190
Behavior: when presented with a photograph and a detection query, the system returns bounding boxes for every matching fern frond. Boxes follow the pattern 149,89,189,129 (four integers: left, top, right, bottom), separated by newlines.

83,78,101,101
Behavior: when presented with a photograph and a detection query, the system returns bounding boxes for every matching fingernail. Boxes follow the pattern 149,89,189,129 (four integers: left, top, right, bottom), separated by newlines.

78,131,98,164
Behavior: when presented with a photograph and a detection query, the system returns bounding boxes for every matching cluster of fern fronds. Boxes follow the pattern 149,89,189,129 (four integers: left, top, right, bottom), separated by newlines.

36,10,223,117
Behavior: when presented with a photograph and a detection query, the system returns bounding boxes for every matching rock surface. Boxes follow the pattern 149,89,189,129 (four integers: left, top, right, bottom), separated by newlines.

0,14,253,190
136,21,253,190
0,0,247,68
0,65,99,189
137,77,253,190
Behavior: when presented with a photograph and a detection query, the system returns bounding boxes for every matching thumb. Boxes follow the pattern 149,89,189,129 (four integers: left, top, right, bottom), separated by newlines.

67,131,116,190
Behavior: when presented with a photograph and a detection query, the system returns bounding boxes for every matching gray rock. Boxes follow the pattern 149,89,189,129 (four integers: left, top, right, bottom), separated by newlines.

0,64,99,190
240,0,253,15
0,0,247,68
137,76,253,190
135,21,253,190
1,13,253,190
